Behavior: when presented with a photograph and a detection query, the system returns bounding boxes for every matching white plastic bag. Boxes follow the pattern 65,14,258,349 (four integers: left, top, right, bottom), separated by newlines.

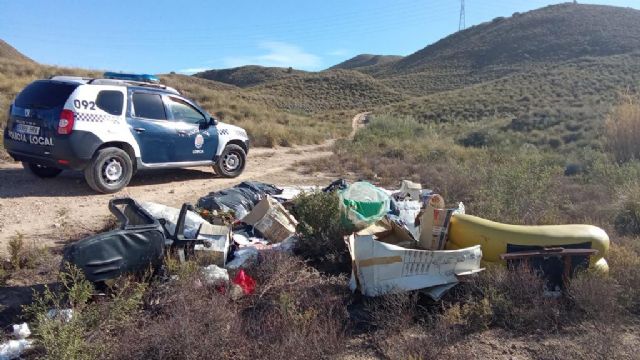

140,202,206,238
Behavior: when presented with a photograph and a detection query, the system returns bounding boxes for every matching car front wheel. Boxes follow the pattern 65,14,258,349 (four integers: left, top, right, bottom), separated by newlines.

84,147,133,193
213,144,246,178
22,162,63,178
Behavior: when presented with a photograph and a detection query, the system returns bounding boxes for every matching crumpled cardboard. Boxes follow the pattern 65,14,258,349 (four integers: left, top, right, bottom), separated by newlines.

348,222,483,297
242,196,299,243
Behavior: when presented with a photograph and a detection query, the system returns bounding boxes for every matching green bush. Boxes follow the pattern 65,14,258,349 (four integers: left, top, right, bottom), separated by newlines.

292,191,351,273
470,150,564,224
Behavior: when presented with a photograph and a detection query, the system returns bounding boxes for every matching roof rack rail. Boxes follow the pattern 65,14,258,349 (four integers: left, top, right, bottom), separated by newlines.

49,75,93,83
88,78,180,95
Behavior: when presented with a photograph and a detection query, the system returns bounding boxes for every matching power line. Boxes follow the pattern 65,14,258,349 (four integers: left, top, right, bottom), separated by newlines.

459,0,466,31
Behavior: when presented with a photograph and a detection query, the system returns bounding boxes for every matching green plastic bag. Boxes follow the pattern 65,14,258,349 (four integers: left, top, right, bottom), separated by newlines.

339,182,390,231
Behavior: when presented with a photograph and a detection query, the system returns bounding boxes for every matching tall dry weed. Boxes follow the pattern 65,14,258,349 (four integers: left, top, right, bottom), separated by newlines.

604,94,640,163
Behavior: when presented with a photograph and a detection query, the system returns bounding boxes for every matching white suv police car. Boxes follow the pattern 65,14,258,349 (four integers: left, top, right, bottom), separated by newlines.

3,73,250,193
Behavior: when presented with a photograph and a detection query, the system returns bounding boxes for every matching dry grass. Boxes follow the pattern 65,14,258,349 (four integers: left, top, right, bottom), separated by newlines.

83,253,348,359
605,94,640,163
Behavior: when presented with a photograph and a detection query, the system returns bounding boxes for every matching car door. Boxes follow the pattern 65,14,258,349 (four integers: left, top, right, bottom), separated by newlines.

127,91,177,164
164,95,218,162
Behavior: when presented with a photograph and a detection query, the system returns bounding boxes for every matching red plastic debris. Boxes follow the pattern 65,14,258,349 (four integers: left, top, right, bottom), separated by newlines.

232,269,256,295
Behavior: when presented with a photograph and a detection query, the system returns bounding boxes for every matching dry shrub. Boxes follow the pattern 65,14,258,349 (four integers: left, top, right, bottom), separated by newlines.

438,297,493,335
607,240,640,314
365,292,419,333
108,275,243,360
365,293,447,359
605,95,640,163
366,292,482,360
566,270,621,323
473,265,564,332
614,182,640,236
5,232,58,285
241,252,350,359
375,327,453,360
107,253,349,360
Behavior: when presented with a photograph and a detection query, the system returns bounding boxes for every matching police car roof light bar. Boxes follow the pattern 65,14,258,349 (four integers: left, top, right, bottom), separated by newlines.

103,72,160,84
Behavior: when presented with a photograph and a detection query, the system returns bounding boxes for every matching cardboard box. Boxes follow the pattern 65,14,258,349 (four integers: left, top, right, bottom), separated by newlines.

242,196,299,243
195,222,232,267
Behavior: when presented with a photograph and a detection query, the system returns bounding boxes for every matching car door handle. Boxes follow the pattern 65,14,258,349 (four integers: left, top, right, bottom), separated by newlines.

133,127,146,133
177,130,187,136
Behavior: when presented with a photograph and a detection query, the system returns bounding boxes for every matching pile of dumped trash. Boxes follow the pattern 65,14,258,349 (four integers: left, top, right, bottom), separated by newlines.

2,179,613,359
61,178,611,300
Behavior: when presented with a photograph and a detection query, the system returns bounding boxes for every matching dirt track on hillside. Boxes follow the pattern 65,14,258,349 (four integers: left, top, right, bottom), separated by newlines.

0,143,337,253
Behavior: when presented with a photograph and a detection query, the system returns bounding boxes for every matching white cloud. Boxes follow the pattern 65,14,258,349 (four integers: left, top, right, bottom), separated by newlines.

223,41,322,70
177,67,209,75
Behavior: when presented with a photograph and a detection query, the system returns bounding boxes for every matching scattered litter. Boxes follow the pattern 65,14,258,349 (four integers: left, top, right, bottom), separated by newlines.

226,248,259,269
140,201,206,239
242,196,299,243
419,192,445,209
347,220,483,297
421,283,457,301
0,339,33,360
232,269,256,295
323,179,348,192
397,180,422,201
393,199,421,221
202,264,229,286
272,185,317,202
46,308,74,322
339,181,391,231
197,181,283,219
11,323,30,340
269,235,297,252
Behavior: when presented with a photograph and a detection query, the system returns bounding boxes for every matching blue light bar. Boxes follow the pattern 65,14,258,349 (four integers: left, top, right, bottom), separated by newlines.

103,72,160,84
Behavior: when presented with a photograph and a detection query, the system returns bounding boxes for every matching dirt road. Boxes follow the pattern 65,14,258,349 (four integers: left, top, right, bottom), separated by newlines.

349,111,370,139
0,143,335,252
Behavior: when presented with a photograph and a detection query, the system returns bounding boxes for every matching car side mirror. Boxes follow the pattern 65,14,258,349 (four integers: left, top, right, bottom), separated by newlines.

209,116,219,126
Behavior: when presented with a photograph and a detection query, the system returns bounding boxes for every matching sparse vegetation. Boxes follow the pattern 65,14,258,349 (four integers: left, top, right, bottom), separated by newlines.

3,2,640,359
605,94,640,163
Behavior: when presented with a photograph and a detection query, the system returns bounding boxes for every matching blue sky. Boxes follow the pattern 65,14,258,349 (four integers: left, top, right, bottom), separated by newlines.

1,0,638,74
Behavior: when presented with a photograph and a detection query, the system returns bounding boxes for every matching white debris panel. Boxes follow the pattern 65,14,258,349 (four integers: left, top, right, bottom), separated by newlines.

348,230,483,297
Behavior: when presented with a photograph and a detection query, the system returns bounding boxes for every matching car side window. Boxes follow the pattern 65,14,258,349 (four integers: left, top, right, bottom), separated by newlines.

132,93,167,120
96,90,124,116
167,97,206,125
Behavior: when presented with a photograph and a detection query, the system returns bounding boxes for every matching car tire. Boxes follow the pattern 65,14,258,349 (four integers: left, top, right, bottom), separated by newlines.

213,144,246,178
22,162,63,178
84,147,133,194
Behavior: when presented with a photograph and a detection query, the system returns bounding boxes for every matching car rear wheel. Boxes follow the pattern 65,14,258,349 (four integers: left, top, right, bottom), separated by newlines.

84,147,133,194
22,162,63,178
213,144,246,178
